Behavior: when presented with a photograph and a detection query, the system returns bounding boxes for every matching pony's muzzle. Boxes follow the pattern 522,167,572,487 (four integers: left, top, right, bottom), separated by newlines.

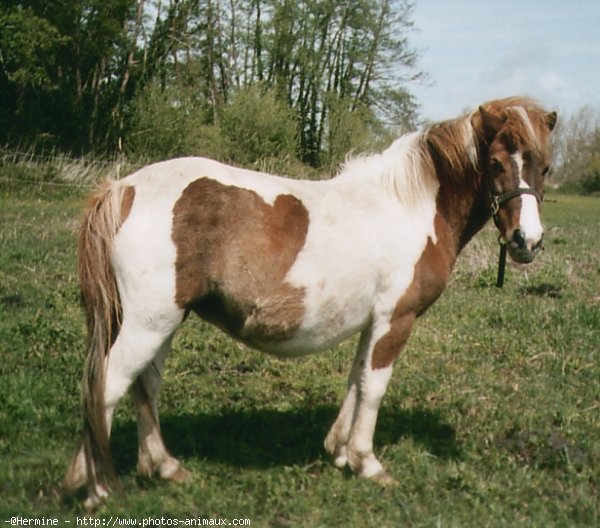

508,229,544,263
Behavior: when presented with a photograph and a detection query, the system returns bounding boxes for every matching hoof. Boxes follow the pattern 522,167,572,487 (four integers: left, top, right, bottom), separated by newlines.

139,456,190,483
324,433,350,469
369,469,397,486
83,484,109,512
331,444,348,468
61,477,84,499
333,453,348,469
166,465,190,484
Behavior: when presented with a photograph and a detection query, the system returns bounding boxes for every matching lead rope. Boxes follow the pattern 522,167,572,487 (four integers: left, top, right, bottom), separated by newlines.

496,241,508,288
491,196,507,288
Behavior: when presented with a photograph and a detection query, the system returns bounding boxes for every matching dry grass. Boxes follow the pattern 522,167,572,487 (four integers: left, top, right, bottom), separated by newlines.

0,147,138,186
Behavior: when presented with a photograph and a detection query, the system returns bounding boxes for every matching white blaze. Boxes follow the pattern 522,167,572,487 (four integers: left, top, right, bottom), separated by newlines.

512,152,544,248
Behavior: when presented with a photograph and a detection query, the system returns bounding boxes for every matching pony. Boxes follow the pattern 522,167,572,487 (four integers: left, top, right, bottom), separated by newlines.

63,97,556,508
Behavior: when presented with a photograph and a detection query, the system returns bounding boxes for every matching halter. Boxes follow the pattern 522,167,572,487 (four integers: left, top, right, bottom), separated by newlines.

490,186,542,288
490,187,541,224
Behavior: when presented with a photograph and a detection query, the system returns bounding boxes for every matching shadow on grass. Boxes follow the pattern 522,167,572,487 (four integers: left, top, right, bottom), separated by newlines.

111,405,460,473
519,282,564,298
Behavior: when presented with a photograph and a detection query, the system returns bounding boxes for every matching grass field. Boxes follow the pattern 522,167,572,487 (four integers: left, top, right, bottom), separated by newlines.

0,171,598,527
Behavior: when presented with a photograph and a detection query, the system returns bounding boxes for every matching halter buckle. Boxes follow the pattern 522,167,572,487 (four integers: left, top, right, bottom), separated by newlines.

490,195,501,217
490,188,540,220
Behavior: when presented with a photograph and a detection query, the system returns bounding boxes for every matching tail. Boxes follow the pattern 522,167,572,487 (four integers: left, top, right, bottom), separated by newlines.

77,180,129,500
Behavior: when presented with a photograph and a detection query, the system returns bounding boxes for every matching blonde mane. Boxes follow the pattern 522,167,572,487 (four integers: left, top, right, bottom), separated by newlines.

423,114,479,173
338,132,439,207
339,119,475,207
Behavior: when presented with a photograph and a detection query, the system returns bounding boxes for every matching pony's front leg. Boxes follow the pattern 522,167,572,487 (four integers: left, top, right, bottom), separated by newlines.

324,328,372,467
345,362,395,483
339,313,415,483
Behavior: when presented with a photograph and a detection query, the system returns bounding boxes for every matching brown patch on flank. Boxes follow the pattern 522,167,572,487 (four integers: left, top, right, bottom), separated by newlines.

171,177,309,345
120,185,135,225
371,215,455,370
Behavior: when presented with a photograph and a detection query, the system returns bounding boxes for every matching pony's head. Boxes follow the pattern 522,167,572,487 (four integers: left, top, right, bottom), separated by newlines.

474,99,557,263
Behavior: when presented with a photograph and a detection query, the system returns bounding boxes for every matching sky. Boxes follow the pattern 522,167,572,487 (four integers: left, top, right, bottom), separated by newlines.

408,0,600,122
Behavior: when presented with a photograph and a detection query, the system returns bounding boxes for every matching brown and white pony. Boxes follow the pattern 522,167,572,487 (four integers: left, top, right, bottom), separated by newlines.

64,97,556,507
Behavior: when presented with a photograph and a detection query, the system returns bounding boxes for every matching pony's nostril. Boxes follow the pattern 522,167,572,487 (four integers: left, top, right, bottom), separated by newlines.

533,234,544,251
512,229,526,248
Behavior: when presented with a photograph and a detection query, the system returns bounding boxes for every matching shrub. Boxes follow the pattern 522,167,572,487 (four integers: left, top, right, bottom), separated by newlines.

580,156,600,195
125,81,214,161
219,85,298,167
125,83,299,170
323,95,397,173
560,154,600,195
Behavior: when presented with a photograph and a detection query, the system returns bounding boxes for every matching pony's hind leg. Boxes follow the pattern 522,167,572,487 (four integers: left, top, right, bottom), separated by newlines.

63,443,88,495
70,314,183,507
132,335,188,483
63,325,181,502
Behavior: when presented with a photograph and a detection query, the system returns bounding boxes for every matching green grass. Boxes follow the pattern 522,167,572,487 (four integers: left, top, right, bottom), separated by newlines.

1,174,598,527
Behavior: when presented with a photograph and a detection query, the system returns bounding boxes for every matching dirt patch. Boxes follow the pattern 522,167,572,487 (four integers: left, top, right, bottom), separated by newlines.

519,283,564,299
497,427,589,469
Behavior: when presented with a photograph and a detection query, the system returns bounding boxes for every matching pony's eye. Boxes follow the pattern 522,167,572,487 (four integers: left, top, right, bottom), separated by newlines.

490,158,505,174
542,165,552,177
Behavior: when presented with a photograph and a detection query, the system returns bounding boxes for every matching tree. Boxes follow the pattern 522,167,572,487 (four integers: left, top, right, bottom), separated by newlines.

0,4,65,145
552,106,600,194
0,0,422,163
250,0,421,164
0,0,141,152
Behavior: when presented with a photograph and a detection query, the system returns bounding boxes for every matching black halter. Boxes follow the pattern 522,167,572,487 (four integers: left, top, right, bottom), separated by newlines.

490,187,542,226
490,187,542,288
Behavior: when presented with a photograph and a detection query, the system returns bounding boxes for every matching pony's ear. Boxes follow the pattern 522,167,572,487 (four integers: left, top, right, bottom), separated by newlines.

473,105,505,145
546,111,557,131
